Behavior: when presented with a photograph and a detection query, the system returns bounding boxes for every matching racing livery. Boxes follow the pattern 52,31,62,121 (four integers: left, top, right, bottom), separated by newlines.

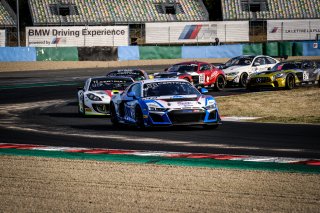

78,76,134,116
154,61,226,91
247,60,320,90
220,55,279,87
110,79,221,129
106,69,152,81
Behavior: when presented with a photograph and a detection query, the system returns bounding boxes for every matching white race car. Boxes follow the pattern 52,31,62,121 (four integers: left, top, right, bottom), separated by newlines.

77,76,134,116
220,55,280,87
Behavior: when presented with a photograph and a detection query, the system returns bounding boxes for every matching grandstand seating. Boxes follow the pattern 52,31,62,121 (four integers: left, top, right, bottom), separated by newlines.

0,0,16,27
222,0,320,20
28,0,209,25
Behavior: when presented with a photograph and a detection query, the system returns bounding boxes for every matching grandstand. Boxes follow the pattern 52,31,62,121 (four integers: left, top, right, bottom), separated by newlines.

28,0,209,25
0,0,16,27
222,0,320,20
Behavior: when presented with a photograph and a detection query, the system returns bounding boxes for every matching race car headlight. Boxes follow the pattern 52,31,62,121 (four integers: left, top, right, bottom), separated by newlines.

148,106,167,112
274,73,285,79
227,72,239,76
204,101,217,110
147,103,167,112
87,93,102,101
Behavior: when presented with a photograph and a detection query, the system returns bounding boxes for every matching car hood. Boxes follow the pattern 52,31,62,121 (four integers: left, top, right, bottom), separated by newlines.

143,94,212,109
87,90,122,97
223,66,249,73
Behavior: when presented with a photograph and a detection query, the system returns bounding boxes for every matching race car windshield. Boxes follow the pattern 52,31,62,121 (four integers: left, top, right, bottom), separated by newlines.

225,56,254,67
107,70,146,81
143,81,200,97
89,79,133,91
271,63,299,71
168,64,198,72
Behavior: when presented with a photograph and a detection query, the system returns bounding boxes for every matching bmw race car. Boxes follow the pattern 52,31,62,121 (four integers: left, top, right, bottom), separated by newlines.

106,69,152,81
78,76,134,116
155,61,226,91
110,79,221,129
219,55,279,87
247,60,320,90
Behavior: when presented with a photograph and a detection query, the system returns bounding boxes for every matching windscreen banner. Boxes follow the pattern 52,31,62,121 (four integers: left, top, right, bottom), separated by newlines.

145,21,249,44
267,19,320,41
0,30,6,47
26,26,129,47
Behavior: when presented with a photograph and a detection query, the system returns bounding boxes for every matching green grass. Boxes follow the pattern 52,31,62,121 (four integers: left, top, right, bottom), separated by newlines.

216,87,320,124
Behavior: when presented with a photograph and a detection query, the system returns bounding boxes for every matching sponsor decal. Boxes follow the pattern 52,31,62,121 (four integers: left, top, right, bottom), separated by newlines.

179,25,202,39
270,27,279,33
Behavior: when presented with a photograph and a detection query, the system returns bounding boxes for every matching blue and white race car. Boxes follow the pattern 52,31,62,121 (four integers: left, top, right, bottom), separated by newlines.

110,79,221,129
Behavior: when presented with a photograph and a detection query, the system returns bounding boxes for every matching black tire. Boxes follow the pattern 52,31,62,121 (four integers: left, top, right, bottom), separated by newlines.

110,103,119,127
203,124,219,130
285,74,295,90
214,75,226,91
239,72,249,87
135,106,145,129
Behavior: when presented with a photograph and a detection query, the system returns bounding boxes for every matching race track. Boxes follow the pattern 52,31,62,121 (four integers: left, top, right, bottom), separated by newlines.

0,66,319,159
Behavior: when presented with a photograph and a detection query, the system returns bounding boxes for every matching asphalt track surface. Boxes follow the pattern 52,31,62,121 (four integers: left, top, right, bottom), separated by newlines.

0,66,319,159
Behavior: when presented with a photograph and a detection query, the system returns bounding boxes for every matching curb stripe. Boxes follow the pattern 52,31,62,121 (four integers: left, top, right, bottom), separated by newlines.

0,143,320,172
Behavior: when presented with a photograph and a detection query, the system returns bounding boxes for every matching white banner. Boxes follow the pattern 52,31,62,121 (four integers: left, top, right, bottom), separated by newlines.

0,30,5,47
146,21,249,44
26,26,129,47
267,19,320,41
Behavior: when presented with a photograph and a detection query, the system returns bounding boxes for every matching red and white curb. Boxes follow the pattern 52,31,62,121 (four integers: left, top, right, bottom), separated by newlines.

0,143,319,166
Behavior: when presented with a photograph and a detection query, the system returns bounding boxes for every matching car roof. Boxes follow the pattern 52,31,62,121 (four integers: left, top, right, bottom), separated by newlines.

90,76,133,81
175,61,208,65
141,78,189,84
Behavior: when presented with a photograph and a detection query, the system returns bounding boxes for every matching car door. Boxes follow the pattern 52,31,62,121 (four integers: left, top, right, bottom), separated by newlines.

122,83,141,122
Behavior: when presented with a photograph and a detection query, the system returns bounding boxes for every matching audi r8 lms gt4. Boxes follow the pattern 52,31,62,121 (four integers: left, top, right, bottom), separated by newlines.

246,60,320,90
155,61,226,91
106,69,152,81
220,55,279,87
110,79,221,129
78,76,134,116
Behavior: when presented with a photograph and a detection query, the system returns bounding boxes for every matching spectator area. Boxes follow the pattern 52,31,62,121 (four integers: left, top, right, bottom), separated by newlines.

0,0,16,27
28,0,209,25
222,0,320,20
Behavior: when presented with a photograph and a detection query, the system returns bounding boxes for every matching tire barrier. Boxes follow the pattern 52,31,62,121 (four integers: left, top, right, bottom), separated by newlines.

78,47,117,61
139,46,181,60
0,47,36,62
36,47,79,61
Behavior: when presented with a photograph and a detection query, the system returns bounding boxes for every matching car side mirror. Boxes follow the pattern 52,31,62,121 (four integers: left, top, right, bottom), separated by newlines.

253,62,261,66
127,91,136,98
200,88,208,94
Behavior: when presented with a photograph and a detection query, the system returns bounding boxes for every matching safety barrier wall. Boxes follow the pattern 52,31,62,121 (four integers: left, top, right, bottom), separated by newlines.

78,47,117,61
0,42,319,62
36,47,78,61
139,46,182,60
182,45,243,59
0,47,36,62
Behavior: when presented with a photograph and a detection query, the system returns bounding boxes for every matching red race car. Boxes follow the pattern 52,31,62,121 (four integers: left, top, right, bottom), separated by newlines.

154,61,226,91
